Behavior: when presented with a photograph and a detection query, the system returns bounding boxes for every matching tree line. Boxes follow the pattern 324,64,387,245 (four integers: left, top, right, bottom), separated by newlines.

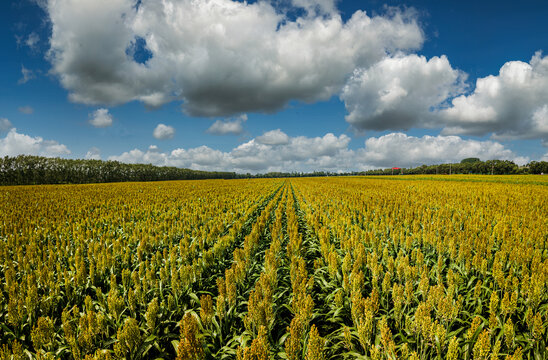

0,155,547,185
0,155,240,185
362,158,548,176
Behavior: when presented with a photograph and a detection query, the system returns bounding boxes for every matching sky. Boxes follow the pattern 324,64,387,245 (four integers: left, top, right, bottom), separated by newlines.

1,0,547,173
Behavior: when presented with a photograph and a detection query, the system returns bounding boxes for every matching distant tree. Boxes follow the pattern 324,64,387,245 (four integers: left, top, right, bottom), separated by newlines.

461,157,481,164
483,160,518,175
528,161,548,174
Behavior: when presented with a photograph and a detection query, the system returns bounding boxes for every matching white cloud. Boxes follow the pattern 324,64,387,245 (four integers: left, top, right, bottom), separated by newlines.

0,118,13,132
107,131,526,173
231,133,352,171
0,128,71,157
153,124,175,140
531,105,548,134
255,129,290,145
26,32,40,50
85,146,101,160
170,146,229,168
40,0,547,158
46,0,422,116
441,52,548,140
18,106,34,114
89,108,113,128
109,132,352,172
109,148,170,166
291,0,337,16
341,54,466,131
339,51,548,142
359,132,528,167
206,114,247,135
18,65,35,85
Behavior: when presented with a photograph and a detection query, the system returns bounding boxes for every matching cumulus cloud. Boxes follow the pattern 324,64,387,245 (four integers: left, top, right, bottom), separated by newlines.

41,0,548,148
108,131,526,173
109,148,170,166
18,106,34,114
153,124,175,140
109,132,353,172
0,128,71,157
341,54,466,131
46,0,422,116
255,129,290,145
207,114,247,135
89,108,113,128
532,105,548,135
231,133,352,170
0,118,13,132
359,132,528,167
18,65,35,84
441,52,548,140
85,146,101,160
339,51,548,142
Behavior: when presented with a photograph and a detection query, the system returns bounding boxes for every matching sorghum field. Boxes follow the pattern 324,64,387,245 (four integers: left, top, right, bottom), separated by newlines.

1,176,547,360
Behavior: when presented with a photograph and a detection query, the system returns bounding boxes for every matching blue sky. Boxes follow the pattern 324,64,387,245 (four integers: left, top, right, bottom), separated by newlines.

1,0,547,173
